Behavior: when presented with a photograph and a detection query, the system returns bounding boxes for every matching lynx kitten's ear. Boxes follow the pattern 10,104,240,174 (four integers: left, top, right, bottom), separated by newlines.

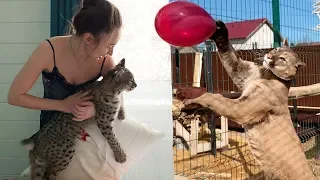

116,58,126,68
282,38,289,47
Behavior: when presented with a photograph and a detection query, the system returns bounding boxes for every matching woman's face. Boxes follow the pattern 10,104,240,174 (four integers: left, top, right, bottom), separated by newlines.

84,29,121,61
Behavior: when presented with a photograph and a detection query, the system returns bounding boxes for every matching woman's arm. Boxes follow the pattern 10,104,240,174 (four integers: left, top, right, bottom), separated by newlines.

7,40,66,112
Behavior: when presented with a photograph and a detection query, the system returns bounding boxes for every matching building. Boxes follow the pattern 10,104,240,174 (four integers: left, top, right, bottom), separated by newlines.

225,18,276,50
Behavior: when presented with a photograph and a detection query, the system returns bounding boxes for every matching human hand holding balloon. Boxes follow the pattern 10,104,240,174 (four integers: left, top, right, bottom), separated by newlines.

154,0,217,47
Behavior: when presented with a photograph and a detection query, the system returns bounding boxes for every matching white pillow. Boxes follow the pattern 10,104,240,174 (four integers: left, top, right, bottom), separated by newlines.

21,115,165,179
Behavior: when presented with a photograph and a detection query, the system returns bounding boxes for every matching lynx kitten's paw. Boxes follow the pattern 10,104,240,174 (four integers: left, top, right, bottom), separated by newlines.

117,110,125,120
115,150,126,163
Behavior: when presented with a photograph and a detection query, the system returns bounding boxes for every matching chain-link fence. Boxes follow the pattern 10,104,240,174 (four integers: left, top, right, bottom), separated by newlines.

172,0,320,179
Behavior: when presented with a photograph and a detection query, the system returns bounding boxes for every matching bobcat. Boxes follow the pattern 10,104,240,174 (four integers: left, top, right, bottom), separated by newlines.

21,58,137,180
184,21,316,179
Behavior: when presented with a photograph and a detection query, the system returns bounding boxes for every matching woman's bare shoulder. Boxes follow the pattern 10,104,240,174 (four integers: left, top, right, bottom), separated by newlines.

101,56,116,75
45,36,70,47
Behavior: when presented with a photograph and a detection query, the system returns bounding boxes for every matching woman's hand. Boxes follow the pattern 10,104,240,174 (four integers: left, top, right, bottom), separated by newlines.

61,91,96,121
72,101,96,121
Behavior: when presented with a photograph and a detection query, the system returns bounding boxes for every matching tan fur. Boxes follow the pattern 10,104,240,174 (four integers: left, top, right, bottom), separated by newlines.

184,21,316,180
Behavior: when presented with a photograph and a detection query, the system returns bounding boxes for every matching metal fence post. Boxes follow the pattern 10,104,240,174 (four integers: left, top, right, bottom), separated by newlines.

272,0,281,48
273,0,298,124
292,79,298,125
204,40,217,156
174,48,180,83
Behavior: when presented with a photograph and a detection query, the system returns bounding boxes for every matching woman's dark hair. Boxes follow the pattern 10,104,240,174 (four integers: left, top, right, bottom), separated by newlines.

69,0,122,38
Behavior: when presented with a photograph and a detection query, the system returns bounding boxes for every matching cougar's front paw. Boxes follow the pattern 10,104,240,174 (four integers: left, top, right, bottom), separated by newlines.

183,99,194,106
115,150,126,163
210,20,229,40
209,20,229,49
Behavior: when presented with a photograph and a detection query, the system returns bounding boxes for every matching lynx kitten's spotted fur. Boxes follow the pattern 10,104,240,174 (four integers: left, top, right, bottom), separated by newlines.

184,21,316,179
21,58,137,180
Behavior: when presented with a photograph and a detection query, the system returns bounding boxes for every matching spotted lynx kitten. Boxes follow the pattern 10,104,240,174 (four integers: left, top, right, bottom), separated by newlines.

184,21,316,179
21,58,137,180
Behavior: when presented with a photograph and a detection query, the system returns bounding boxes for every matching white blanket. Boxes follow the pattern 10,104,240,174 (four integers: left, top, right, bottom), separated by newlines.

21,115,165,180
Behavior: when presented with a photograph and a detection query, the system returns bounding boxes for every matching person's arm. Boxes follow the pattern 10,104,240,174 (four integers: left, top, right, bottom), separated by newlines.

7,40,66,112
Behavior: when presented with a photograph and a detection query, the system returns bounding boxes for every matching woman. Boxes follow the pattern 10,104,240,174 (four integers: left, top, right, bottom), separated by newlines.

8,0,123,179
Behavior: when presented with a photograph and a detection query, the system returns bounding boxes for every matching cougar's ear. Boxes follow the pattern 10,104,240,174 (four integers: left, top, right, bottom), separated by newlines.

296,60,306,69
282,38,289,48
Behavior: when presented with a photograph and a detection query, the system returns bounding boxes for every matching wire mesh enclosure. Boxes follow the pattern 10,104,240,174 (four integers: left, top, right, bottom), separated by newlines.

171,0,320,179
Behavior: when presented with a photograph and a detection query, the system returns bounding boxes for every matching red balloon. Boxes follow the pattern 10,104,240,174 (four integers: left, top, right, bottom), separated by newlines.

155,0,216,47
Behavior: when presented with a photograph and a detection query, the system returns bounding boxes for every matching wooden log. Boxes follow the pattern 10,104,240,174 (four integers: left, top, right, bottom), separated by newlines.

289,83,320,99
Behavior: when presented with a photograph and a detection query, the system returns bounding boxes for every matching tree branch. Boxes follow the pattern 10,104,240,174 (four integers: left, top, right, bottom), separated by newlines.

289,83,320,99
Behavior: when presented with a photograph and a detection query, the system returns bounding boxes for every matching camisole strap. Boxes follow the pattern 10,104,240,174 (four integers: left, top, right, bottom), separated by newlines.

45,39,56,67
99,57,106,76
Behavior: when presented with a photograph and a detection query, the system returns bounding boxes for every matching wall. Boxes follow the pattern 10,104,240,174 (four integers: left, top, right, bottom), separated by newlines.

108,0,174,180
231,23,274,50
0,0,50,179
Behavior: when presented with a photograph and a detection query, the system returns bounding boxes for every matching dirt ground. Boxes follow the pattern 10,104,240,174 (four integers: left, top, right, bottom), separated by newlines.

174,131,320,180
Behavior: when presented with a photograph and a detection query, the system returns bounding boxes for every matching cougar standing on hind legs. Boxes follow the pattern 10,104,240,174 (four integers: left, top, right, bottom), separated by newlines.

184,20,316,179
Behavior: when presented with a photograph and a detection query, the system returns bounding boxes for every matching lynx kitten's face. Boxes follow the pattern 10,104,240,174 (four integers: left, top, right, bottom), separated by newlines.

263,39,305,80
115,69,137,92
100,58,137,92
